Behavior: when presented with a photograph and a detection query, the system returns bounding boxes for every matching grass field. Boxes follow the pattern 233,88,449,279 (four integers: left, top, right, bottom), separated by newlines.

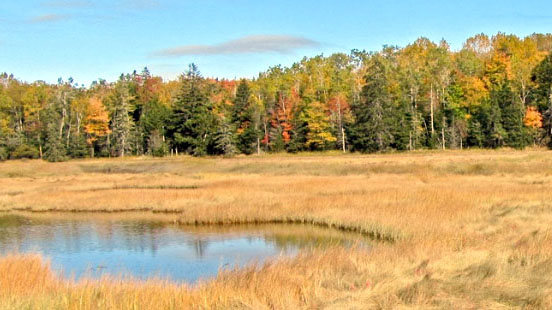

1,149,552,309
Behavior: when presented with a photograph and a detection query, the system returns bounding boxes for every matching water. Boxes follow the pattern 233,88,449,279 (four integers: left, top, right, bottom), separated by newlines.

0,213,366,283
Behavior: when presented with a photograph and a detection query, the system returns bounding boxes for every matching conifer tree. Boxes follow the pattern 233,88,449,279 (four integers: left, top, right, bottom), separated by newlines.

43,103,67,162
231,80,259,154
214,116,238,156
483,90,506,148
169,64,216,156
348,55,395,152
110,76,134,157
499,83,529,149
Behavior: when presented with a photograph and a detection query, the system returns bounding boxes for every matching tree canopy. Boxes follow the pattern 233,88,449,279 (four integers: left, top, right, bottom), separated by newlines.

1,32,552,161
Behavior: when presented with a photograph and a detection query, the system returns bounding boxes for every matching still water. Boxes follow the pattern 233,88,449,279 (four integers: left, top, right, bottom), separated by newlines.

0,213,366,282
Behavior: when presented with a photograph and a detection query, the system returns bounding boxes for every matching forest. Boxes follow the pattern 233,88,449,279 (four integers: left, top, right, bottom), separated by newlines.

2,32,552,161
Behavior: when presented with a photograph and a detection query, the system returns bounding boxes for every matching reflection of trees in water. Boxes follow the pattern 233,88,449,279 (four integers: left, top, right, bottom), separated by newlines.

186,239,209,258
0,215,365,260
0,215,171,255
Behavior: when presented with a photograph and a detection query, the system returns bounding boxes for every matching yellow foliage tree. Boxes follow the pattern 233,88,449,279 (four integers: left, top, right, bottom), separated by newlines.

84,97,111,156
303,101,336,150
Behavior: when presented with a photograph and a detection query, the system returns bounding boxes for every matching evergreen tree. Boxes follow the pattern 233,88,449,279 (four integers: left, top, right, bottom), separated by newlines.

467,117,484,147
110,76,134,157
499,83,529,149
147,130,168,157
43,104,67,162
214,116,238,156
287,100,308,153
169,64,216,156
483,92,506,148
231,80,259,154
347,55,394,152
68,134,88,158
140,98,170,155
531,54,552,146
392,100,412,150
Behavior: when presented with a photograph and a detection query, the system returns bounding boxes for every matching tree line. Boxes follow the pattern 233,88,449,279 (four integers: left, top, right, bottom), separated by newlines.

2,32,552,161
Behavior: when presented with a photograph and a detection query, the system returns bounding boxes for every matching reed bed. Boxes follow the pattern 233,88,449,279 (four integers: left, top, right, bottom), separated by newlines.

1,149,552,309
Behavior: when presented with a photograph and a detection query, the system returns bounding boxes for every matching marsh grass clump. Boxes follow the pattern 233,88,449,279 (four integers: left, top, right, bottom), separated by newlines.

82,184,200,192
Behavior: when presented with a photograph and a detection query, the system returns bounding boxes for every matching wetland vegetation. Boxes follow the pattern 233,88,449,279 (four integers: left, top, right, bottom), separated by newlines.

1,150,552,309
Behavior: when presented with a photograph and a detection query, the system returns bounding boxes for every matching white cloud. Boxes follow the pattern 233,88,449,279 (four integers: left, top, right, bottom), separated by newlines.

152,35,322,57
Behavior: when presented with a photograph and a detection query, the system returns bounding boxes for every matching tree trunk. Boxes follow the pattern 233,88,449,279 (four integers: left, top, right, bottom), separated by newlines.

430,84,435,137
337,98,345,153
66,121,71,147
59,92,67,139
441,127,445,150
341,127,346,153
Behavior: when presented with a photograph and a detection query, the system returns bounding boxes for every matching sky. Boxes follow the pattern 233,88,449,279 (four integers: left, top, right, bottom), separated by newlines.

1,0,552,86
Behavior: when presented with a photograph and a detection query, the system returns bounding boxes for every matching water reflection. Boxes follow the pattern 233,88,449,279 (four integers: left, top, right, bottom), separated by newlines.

0,213,367,282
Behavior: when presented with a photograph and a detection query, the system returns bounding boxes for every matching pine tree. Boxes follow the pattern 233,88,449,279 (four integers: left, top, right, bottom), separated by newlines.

140,98,170,155
43,103,66,162
231,80,259,154
214,116,238,156
392,100,412,150
111,76,134,157
347,55,395,152
483,91,506,148
467,117,484,147
531,55,552,147
147,130,168,157
169,64,216,156
68,134,88,158
287,100,308,153
499,83,529,149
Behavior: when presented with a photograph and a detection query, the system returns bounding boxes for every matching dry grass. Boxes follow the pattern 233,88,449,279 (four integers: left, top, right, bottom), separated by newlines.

1,149,552,309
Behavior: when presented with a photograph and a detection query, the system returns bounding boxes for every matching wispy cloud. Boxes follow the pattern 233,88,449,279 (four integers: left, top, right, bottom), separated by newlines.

152,35,322,57
42,0,92,8
29,14,69,23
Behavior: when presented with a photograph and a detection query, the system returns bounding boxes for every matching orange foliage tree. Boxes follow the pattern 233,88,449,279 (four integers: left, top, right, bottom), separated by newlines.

84,97,111,156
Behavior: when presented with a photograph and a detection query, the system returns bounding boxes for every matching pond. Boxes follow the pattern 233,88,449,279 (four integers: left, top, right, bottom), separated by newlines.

0,213,367,283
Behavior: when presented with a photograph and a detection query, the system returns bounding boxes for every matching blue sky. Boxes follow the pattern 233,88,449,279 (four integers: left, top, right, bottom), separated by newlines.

1,0,552,86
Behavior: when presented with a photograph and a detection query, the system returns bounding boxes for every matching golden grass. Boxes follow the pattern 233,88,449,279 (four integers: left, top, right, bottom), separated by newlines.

1,149,552,309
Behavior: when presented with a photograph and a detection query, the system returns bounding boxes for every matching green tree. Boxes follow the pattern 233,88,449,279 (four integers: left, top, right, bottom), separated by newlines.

214,116,238,156
139,98,170,155
43,102,66,162
109,76,134,157
169,64,216,156
532,54,552,146
498,83,529,149
348,55,395,152
483,92,506,148
232,80,259,154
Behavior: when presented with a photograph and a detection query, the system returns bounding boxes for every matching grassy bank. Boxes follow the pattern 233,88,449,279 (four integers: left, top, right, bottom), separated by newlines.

1,149,552,309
